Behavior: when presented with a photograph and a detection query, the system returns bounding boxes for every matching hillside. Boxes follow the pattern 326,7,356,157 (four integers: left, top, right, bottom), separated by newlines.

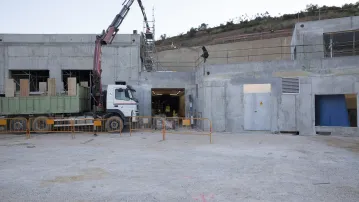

155,3,359,51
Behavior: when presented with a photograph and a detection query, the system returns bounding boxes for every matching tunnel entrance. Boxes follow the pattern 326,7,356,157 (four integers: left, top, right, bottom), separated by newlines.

151,88,185,118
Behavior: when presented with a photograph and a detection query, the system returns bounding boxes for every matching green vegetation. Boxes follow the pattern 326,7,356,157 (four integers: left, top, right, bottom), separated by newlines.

156,2,359,47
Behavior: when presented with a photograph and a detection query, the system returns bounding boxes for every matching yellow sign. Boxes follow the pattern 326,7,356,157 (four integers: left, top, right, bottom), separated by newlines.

94,120,102,127
260,101,263,106
46,119,54,125
182,119,191,126
0,119,6,126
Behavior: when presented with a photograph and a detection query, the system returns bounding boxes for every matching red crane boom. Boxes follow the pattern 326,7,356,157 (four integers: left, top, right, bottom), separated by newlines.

92,0,150,110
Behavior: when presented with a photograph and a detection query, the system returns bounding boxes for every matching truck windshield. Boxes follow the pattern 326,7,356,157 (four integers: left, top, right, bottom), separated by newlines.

114,88,136,101
115,89,131,101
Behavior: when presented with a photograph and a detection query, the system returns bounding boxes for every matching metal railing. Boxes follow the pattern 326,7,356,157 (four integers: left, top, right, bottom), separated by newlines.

129,116,213,143
0,116,213,143
155,40,359,71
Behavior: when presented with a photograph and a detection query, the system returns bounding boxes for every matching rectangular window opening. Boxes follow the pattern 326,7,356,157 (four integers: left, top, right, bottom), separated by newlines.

315,94,357,127
323,29,359,58
61,70,91,90
9,70,49,92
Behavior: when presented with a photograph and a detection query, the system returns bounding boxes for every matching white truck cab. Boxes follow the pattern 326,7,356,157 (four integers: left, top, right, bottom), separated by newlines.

106,84,139,123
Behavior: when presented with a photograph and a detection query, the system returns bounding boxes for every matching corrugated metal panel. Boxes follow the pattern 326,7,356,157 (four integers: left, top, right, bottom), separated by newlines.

282,78,299,94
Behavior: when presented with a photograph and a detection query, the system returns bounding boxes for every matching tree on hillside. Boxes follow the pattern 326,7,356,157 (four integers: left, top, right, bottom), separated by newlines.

188,27,197,37
306,4,319,15
160,34,167,40
198,23,208,31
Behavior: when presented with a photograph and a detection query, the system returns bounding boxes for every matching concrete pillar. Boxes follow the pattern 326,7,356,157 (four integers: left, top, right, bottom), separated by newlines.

297,83,315,135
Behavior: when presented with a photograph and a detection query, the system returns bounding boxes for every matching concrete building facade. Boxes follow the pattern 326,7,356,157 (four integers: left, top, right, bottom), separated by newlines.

197,16,359,136
1,16,359,136
0,34,141,93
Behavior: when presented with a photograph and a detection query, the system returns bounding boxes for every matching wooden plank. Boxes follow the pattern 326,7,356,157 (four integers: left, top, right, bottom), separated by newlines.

80,81,88,87
5,79,15,97
47,78,56,96
20,79,29,97
67,77,77,96
39,82,47,93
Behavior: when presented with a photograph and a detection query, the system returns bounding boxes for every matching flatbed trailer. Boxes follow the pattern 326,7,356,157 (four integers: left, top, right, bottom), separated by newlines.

0,85,100,133
0,85,91,116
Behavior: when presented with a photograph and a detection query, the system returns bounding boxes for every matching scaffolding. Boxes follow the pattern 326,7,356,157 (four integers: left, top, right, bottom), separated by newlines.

62,70,91,90
141,7,162,71
9,70,49,92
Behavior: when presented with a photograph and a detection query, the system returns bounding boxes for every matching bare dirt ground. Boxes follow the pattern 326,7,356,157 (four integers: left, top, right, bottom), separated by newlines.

1,132,359,202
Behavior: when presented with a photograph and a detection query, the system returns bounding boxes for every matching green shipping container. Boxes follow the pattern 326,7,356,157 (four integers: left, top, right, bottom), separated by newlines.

0,85,91,115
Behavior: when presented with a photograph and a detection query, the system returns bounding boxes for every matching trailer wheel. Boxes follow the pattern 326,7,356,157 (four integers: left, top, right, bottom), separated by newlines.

105,116,123,133
32,116,51,133
10,117,27,134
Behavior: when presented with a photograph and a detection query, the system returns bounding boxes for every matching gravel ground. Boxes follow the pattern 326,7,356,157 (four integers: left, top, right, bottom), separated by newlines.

1,132,359,202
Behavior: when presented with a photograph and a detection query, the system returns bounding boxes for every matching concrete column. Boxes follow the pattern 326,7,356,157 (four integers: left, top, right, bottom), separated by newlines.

297,83,315,135
139,85,152,117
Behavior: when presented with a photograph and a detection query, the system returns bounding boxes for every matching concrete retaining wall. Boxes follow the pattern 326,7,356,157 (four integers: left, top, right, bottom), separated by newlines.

197,56,359,135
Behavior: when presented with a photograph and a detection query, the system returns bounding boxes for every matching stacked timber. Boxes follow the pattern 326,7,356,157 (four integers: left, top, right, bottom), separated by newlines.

67,77,77,96
5,79,15,97
3,77,87,97
47,78,56,96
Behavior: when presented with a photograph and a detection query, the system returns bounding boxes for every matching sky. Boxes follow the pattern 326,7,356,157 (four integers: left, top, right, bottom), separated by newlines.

0,0,357,40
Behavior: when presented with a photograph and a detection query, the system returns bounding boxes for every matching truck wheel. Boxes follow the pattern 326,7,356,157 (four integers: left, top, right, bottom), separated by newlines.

10,117,27,134
32,116,51,133
105,116,123,133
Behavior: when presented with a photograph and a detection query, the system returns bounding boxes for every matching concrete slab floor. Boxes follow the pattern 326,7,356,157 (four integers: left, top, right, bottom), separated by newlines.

1,133,359,202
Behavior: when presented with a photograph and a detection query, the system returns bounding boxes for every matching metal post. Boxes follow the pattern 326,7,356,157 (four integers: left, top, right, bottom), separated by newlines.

330,38,333,58
130,118,132,136
226,50,229,64
162,119,166,141
71,120,75,139
209,121,213,144
26,119,30,139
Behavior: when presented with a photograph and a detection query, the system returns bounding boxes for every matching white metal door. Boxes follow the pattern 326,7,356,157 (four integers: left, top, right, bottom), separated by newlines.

244,93,271,131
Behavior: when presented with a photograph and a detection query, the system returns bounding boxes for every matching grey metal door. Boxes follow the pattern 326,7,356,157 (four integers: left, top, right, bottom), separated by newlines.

244,93,271,131
211,87,226,132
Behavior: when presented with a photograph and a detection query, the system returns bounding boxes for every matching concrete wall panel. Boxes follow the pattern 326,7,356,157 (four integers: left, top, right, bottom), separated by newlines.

311,76,356,94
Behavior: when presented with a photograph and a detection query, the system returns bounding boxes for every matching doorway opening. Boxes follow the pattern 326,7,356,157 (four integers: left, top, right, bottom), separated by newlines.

61,70,92,89
151,88,185,117
315,94,357,127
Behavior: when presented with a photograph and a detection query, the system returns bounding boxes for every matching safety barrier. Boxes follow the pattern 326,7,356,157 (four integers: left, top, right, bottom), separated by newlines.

165,117,212,143
129,116,166,140
130,116,212,143
0,116,212,143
